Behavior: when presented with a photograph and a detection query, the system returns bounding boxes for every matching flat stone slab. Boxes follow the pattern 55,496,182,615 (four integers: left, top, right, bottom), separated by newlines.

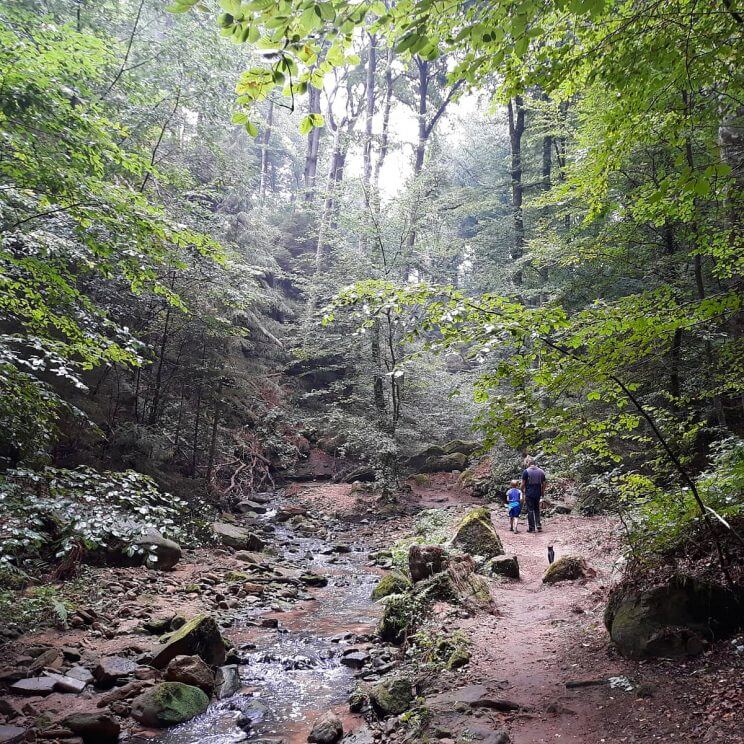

9,677,57,696
426,684,519,713
43,671,88,693
0,725,27,744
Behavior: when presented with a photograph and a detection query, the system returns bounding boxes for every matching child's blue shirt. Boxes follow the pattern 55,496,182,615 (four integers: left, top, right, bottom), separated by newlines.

507,487,521,504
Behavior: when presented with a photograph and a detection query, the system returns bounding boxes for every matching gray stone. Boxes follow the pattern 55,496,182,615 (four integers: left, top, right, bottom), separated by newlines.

236,499,268,515
9,677,56,696
0,726,26,744
43,671,87,693
308,711,343,743
93,656,138,688
369,677,414,717
212,522,265,551
214,665,241,699
66,666,94,684
134,529,182,571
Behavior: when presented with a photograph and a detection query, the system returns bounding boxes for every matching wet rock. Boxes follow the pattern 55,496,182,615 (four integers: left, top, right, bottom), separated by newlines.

308,711,343,743
152,614,227,668
340,651,370,670
369,676,414,717
452,507,504,559
9,677,56,696
212,522,265,551
0,726,26,744
408,544,448,582
93,656,138,688
542,556,594,584
63,712,120,743
370,571,411,600
214,665,241,699
134,529,182,571
340,725,374,744
487,555,520,580
236,499,268,515
300,572,328,587
164,655,214,694
130,682,210,727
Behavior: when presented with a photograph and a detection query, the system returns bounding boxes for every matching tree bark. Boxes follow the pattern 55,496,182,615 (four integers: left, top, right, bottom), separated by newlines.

508,96,526,286
303,86,322,200
259,99,274,202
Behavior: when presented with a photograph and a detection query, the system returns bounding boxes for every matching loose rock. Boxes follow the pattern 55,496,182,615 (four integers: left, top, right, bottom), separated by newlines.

63,712,120,743
307,711,343,743
452,507,504,559
152,614,227,668
130,682,210,727
164,655,214,694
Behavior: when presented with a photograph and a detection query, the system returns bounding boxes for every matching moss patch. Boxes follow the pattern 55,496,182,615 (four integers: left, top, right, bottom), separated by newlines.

452,507,504,559
371,571,412,600
131,682,209,727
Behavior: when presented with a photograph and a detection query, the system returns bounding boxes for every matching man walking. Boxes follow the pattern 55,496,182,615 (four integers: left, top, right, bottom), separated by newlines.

521,457,546,533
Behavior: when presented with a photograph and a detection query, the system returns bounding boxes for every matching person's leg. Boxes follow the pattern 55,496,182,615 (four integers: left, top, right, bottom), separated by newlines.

535,500,542,531
527,500,536,532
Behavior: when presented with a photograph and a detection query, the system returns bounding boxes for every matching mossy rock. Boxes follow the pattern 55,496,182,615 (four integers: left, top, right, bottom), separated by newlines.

486,555,520,580
441,440,480,456
542,556,592,584
421,452,469,473
369,676,414,717
604,575,743,659
153,614,227,668
130,682,209,727
447,645,471,670
451,507,504,559
371,571,412,600
377,593,426,644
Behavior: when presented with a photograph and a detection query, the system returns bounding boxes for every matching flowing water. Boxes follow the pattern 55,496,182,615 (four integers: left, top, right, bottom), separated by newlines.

141,510,381,743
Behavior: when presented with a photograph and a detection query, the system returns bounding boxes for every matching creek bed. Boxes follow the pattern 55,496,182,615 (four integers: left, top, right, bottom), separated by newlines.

143,520,380,743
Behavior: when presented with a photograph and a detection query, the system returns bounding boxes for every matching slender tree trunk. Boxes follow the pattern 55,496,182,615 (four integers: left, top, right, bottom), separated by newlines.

372,48,394,208
259,99,274,202
303,86,322,200
206,378,223,486
508,96,526,286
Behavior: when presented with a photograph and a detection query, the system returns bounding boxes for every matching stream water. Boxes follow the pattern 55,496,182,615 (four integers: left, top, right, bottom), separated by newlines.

144,508,381,743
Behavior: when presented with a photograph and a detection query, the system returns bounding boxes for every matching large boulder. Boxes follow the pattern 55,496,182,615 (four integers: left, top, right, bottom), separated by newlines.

416,555,492,611
369,676,414,717
164,655,214,694
152,614,227,668
307,711,343,743
408,544,448,582
542,556,594,584
408,441,479,472
212,522,265,551
604,575,743,659
371,571,411,600
133,529,182,571
452,507,504,559
63,712,120,743
130,682,209,728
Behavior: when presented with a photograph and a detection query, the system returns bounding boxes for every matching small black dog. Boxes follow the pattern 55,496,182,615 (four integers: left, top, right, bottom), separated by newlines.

547,545,555,564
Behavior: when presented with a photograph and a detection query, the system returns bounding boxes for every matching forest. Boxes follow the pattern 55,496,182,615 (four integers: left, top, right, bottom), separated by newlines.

0,0,742,742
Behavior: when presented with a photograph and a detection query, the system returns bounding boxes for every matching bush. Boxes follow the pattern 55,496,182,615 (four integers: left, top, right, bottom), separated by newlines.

0,466,188,568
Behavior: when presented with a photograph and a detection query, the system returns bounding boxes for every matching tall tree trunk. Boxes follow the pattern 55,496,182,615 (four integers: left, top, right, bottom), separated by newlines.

372,48,394,208
259,99,274,202
303,86,322,200
508,96,526,286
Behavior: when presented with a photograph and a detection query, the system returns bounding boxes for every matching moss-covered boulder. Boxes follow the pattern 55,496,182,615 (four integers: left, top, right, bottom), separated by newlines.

152,614,227,668
416,555,492,610
421,452,469,473
604,575,743,659
369,676,414,717
542,556,593,584
371,571,412,600
130,682,209,727
377,593,425,644
452,507,504,558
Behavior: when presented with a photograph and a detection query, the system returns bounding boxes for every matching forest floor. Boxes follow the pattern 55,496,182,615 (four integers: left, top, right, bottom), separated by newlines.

1,474,742,743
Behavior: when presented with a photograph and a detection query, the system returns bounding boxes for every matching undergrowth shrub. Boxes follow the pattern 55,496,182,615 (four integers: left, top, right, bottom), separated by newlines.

0,466,188,570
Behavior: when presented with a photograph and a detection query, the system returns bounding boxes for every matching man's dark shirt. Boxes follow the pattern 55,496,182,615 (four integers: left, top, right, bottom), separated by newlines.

522,466,546,501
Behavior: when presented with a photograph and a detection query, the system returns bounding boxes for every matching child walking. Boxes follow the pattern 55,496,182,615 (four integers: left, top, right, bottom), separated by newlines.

506,479,523,533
